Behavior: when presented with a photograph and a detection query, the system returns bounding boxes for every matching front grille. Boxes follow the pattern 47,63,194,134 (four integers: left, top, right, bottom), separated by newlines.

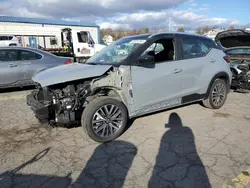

36,89,45,101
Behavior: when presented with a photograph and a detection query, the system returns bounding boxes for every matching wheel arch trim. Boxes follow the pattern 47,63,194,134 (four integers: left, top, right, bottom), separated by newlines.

205,71,231,98
91,86,129,106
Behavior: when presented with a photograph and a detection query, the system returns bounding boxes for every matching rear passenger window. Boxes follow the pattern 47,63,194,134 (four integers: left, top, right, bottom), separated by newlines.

19,50,42,60
181,37,215,59
181,38,200,59
0,50,18,61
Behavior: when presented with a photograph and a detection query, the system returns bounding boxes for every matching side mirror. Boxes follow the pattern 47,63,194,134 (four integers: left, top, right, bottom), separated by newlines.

147,50,155,56
137,54,154,65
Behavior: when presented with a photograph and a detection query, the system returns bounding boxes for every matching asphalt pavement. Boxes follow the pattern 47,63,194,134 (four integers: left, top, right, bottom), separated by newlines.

0,89,250,188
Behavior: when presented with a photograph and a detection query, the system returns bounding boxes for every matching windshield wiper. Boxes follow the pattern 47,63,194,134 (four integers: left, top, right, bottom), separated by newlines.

87,62,97,65
84,62,99,65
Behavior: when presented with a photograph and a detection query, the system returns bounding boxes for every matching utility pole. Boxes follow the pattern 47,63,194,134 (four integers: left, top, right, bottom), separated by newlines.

168,18,171,32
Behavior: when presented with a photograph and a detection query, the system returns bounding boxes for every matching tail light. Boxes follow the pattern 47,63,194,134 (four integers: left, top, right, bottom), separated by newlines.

223,55,231,63
64,60,72,64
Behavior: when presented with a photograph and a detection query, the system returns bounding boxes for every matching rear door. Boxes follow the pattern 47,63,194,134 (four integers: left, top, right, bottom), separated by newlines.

17,49,43,83
17,50,68,83
0,49,21,85
177,36,216,96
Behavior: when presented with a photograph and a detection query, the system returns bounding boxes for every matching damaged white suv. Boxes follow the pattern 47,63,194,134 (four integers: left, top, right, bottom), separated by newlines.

27,32,232,143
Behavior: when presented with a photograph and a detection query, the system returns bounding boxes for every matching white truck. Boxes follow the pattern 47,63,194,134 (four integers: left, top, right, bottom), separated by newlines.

42,28,107,62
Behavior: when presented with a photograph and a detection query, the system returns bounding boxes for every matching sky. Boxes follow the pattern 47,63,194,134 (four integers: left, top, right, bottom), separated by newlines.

0,0,249,30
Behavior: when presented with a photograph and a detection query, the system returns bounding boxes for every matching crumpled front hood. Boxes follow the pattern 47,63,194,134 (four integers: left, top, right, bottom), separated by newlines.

32,63,112,87
215,29,250,50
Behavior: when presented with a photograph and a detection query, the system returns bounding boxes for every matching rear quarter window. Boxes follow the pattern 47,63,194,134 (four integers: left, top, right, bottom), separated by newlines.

199,38,218,50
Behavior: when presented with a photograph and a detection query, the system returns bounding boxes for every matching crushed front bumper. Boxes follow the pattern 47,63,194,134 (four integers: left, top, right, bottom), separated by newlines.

26,91,50,122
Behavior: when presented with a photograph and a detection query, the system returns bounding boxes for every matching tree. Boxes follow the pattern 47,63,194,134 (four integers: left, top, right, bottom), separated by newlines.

177,27,185,32
196,27,203,35
113,29,124,40
196,26,214,35
103,28,113,36
202,26,211,34
100,29,105,39
138,28,149,34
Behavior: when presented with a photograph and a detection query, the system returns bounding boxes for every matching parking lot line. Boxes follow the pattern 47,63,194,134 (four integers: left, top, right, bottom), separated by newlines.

0,94,26,101
223,169,250,188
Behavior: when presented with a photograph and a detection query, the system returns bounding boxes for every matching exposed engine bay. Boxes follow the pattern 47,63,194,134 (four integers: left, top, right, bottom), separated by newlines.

30,81,92,125
230,60,250,92
215,29,250,92
27,66,127,126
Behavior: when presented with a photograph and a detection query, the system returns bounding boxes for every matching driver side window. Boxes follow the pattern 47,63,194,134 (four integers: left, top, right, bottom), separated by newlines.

142,43,164,55
141,38,175,63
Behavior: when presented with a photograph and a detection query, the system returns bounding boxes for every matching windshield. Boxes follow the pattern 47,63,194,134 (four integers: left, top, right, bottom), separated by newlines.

86,37,147,65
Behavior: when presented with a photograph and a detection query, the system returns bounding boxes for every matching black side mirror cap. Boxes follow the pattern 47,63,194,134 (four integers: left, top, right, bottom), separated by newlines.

147,50,155,56
137,54,154,65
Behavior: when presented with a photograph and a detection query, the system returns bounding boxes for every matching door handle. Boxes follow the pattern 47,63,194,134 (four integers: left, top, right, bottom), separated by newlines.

22,62,31,65
8,63,18,68
173,68,182,74
210,59,216,63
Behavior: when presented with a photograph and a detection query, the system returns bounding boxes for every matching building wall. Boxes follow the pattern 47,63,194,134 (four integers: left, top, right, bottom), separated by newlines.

0,22,99,48
103,35,114,45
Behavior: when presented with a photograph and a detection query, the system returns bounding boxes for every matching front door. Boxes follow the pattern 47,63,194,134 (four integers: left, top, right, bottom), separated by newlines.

130,37,197,114
72,31,95,57
0,49,21,86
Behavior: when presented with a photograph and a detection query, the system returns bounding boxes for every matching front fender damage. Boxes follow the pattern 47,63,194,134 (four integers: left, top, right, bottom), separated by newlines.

27,67,131,126
89,67,128,105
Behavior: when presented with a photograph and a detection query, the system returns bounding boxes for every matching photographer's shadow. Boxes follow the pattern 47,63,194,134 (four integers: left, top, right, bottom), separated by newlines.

148,112,211,188
0,141,137,188
71,140,137,188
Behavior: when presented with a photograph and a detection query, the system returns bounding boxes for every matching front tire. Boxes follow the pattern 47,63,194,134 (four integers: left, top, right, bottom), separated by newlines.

81,97,128,143
202,78,228,109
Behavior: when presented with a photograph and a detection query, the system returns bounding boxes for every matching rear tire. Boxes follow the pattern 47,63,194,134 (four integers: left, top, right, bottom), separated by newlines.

81,96,128,143
202,78,228,109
